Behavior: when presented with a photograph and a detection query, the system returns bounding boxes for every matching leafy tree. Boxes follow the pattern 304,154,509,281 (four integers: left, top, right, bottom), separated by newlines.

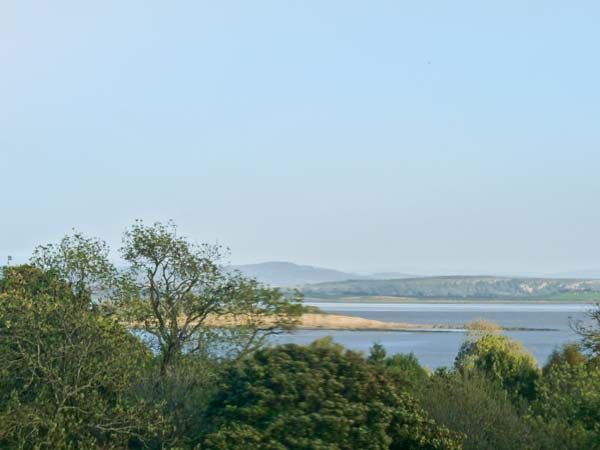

543,343,587,372
454,333,539,402
368,342,388,363
131,354,224,449
0,264,72,300
529,355,600,450
30,231,117,306
201,338,463,450
574,302,600,363
0,266,163,449
368,344,429,388
116,220,303,374
418,371,536,450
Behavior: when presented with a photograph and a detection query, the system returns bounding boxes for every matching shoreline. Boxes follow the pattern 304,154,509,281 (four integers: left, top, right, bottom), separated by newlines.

297,313,558,332
304,296,598,304
127,312,561,333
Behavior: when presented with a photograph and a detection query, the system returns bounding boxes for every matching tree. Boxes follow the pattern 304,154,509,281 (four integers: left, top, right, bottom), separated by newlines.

0,264,72,300
529,354,600,450
574,302,600,363
368,344,429,389
454,333,539,402
201,338,463,450
0,266,163,449
418,371,536,450
116,220,302,374
543,343,587,372
30,231,117,307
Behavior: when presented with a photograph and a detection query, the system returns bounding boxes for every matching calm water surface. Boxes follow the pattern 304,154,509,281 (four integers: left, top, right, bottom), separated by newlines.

270,302,593,368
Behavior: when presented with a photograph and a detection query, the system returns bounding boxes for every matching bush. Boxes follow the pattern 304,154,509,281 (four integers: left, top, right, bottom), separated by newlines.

368,343,429,389
418,371,535,450
0,266,163,449
201,338,463,450
543,343,587,372
529,355,600,450
455,333,539,402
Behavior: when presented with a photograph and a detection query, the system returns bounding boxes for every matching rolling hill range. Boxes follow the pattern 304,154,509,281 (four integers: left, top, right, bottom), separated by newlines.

227,261,413,286
300,276,600,301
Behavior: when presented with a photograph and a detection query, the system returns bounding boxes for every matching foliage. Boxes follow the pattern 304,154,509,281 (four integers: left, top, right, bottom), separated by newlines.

30,231,117,306
0,267,163,449
201,338,463,450
529,354,600,450
463,319,502,333
3,225,600,449
418,371,536,450
543,343,587,372
116,220,303,374
0,264,72,300
131,354,223,449
454,333,539,402
368,343,429,388
574,302,600,360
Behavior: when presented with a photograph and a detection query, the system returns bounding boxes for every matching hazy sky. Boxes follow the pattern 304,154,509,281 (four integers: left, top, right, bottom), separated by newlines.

2,1,600,274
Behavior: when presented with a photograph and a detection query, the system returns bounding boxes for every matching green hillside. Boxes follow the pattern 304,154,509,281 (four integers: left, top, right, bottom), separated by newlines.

301,276,600,301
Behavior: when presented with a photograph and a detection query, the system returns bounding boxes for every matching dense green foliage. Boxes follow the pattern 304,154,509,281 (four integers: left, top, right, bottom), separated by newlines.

2,225,600,449
454,333,539,401
0,266,163,449
368,343,430,388
201,339,462,450
417,371,536,450
529,345,600,450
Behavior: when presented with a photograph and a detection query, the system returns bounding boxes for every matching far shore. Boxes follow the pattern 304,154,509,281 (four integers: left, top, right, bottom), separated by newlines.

304,296,598,304
295,313,558,332
127,312,560,333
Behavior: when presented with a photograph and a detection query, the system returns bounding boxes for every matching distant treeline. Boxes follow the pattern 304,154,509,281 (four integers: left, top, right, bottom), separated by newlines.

301,276,600,300
1,222,600,449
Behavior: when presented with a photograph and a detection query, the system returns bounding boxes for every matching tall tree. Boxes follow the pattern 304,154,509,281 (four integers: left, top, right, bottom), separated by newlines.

30,231,117,307
0,266,163,449
116,220,302,374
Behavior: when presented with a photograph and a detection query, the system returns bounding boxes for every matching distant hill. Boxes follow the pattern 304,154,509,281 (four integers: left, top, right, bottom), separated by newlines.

227,262,358,286
300,276,600,301
367,272,414,280
227,262,414,286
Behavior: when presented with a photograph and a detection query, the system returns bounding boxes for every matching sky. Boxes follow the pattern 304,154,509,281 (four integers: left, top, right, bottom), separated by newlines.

1,1,600,275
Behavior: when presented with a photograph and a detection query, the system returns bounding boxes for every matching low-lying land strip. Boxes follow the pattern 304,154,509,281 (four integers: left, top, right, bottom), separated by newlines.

295,313,556,332
195,313,556,332
128,312,558,332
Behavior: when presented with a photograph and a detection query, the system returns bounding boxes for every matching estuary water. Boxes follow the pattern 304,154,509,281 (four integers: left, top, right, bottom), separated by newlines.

270,302,593,369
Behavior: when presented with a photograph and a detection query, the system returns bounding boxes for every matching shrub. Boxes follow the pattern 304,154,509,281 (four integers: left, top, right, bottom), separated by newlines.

455,333,539,402
201,338,463,450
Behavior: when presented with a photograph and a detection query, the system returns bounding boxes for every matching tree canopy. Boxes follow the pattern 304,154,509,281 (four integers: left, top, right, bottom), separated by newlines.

454,333,539,402
116,220,303,373
201,338,463,450
2,224,600,449
0,266,162,449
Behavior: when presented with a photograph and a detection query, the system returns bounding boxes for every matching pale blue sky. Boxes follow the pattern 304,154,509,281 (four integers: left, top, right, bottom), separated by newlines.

1,1,599,274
